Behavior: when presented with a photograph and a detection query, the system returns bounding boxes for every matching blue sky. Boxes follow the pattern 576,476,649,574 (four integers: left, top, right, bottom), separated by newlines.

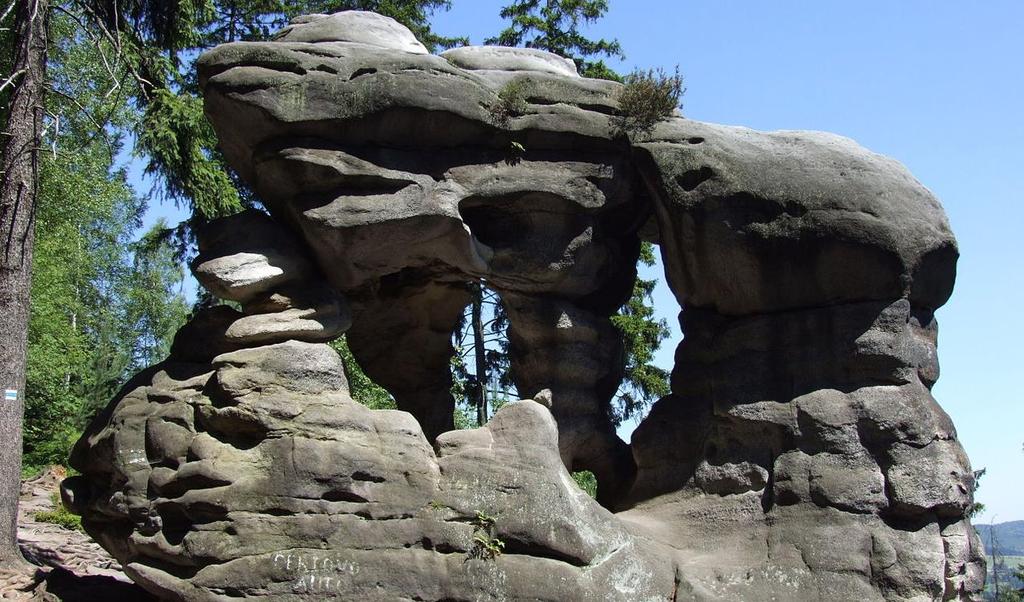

144,1,1023,521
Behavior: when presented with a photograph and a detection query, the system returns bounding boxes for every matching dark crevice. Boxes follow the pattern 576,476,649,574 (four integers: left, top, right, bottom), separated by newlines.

350,67,378,79
420,538,464,554
675,166,714,191
153,472,232,499
499,537,589,567
351,471,386,483
156,504,191,546
149,458,180,470
523,96,618,116
321,489,369,503
310,64,339,75
263,507,298,516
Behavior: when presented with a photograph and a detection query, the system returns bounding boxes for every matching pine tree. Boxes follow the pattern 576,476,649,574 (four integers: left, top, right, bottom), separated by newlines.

610,242,670,425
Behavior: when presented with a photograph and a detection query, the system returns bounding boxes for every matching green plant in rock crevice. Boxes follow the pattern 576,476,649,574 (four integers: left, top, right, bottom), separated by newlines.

490,79,530,128
470,510,505,560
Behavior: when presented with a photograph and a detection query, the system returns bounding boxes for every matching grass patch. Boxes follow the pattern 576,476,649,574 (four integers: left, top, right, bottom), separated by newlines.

34,491,83,532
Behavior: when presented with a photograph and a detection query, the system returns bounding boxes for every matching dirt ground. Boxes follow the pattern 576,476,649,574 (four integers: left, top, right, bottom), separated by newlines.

0,468,153,601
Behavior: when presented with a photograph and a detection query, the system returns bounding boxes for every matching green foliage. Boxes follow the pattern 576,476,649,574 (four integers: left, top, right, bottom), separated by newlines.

473,510,496,529
34,492,83,532
137,89,243,219
470,510,504,560
490,79,529,127
487,0,623,79
23,20,189,468
613,66,685,139
330,335,396,409
609,242,671,424
0,12,14,118
989,556,1024,602
126,223,193,367
452,405,476,430
571,470,597,498
472,531,505,559
967,468,986,519
451,284,513,426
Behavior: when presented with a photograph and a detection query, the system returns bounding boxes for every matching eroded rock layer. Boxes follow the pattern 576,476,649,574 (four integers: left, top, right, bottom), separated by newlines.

66,10,982,601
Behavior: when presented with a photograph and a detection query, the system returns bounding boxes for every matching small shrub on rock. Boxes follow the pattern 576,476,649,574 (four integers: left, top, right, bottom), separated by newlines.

490,79,529,128
614,66,685,139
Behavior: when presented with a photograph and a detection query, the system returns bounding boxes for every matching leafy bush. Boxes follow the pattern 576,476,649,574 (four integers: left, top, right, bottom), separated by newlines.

490,79,529,128
613,66,685,139
572,470,598,498
330,335,395,410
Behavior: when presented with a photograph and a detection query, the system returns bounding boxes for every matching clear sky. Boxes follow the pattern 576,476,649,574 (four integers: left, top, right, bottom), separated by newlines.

142,1,1023,521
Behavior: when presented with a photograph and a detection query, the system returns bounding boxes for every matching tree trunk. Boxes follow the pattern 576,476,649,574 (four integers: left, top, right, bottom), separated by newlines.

472,283,488,426
0,0,48,567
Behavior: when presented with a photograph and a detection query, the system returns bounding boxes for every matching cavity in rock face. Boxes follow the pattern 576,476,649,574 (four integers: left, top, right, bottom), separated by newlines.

64,10,982,601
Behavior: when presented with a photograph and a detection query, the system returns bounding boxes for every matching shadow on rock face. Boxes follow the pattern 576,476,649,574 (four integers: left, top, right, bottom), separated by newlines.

27,568,157,602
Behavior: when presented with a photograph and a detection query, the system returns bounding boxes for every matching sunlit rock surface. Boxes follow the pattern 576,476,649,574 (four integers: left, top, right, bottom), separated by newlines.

65,11,983,601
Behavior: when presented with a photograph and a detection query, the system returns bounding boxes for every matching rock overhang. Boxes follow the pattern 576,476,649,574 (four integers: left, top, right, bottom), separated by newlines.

65,10,981,601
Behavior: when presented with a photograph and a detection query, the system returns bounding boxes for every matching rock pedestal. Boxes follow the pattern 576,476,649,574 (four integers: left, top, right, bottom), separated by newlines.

65,10,983,601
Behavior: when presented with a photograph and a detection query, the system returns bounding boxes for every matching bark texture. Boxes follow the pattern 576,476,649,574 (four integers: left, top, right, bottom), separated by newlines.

0,0,48,568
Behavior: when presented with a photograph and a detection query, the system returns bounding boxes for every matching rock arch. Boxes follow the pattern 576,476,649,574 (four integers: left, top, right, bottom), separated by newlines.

62,11,983,601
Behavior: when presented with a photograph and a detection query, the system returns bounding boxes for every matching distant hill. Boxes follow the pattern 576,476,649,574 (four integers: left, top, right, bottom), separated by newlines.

977,520,1024,556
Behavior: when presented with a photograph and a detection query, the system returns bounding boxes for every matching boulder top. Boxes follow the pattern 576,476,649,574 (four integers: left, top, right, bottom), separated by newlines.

441,45,580,77
275,10,429,54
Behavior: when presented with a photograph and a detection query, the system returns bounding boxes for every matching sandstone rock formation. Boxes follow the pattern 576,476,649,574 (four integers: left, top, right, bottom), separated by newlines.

64,11,983,601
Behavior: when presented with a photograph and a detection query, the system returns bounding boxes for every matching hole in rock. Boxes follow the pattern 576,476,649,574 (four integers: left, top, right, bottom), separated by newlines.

157,504,192,546
349,67,378,79
351,470,386,483
321,489,369,503
339,186,685,511
676,166,715,191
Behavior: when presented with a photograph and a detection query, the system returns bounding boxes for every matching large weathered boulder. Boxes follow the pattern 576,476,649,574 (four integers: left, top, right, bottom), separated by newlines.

66,10,982,601
632,120,957,315
196,24,644,497
274,11,429,54
64,342,676,600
